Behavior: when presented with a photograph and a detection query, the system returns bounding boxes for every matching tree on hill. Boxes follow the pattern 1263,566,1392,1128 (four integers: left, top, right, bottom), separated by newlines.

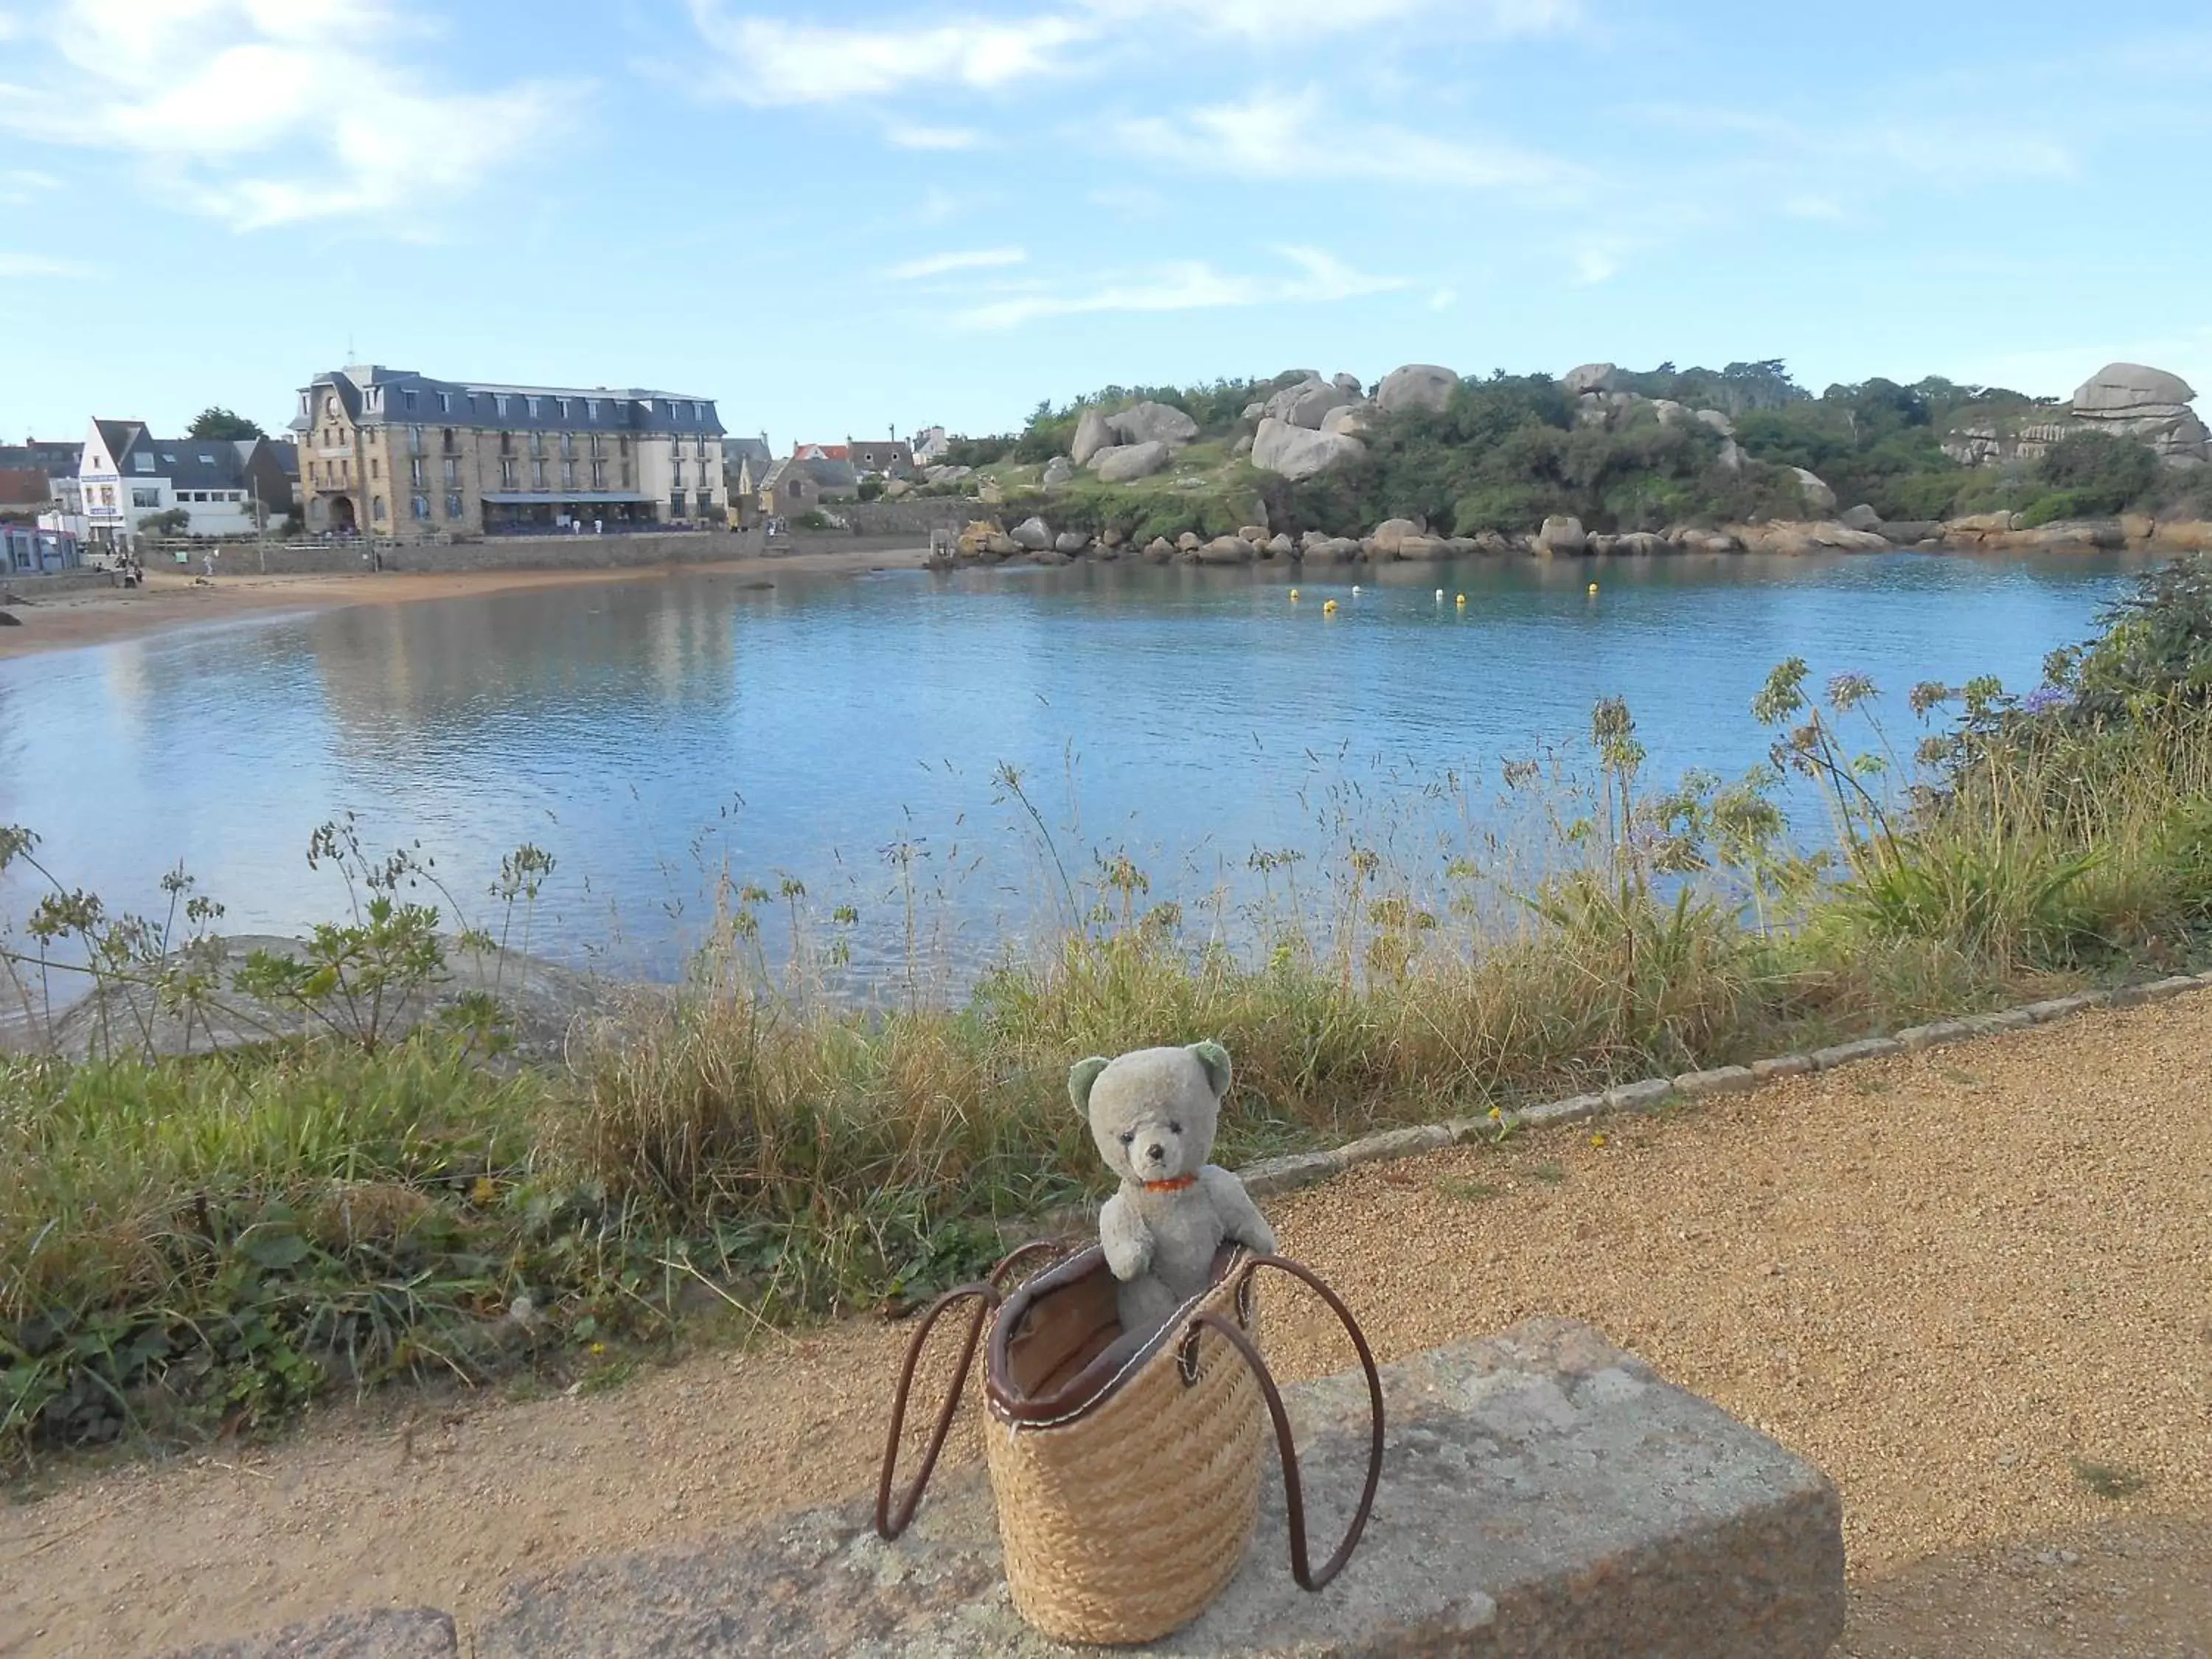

187,407,265,440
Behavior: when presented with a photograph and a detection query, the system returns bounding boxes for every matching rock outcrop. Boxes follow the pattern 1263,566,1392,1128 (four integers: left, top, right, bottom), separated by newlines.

1537,515,1587,555
1009,516,1053,552
1374,364,1461,416
1107,401,1200,449
1040,456,1074,488
1251,417,1365,482
1562,362,1622,396
1790,467,1837,515
1071,409,1114,468
1091,441,1173,484
2070,363,2208,466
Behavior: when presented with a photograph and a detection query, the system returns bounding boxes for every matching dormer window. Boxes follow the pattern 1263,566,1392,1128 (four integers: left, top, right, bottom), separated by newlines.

133,453,154,473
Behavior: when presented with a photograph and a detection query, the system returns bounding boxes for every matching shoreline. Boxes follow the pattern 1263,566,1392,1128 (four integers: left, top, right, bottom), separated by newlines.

0,545,933,659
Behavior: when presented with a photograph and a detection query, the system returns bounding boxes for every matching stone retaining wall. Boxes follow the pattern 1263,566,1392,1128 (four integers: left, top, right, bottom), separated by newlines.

206,531,763,577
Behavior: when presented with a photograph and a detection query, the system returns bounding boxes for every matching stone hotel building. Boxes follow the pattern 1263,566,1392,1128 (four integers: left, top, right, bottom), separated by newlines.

291,366,726,537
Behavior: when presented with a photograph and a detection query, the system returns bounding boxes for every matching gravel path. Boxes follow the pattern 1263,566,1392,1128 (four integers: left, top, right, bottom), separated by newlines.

3,995,2208,1658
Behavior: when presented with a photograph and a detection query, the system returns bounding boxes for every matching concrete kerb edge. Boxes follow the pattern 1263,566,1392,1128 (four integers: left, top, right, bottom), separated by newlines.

1237,971,2212,1201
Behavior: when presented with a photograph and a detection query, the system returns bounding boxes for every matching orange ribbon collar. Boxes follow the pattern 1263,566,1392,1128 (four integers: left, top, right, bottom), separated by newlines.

1141,1175,1199,1194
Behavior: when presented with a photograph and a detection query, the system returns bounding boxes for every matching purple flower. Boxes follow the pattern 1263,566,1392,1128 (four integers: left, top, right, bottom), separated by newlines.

2020,686,2073,715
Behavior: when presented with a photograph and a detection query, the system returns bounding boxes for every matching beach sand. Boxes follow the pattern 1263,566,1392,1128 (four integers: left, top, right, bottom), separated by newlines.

0,546,931,659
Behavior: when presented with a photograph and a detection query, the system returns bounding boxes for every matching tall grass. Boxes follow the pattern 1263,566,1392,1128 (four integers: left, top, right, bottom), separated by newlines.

9,560,2212,1467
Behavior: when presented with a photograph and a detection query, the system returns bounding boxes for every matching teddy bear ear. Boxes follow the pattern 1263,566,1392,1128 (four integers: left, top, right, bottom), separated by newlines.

1188,1040,1232,1100
1068,1057,1111,1113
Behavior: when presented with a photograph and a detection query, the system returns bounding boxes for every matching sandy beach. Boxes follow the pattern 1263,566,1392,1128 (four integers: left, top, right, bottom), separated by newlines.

0,546,930,659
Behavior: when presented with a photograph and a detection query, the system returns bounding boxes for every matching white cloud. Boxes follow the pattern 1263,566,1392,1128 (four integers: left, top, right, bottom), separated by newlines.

886,121,987,150
887,246,1029,280
0,167,59,204
1118,88,1579,191
951,245,1408,330
688,4,1095,105
1428,287,1458,310
0,1,571,229
0,251,96,277
1102,0,1579,41
1781,194,1847,221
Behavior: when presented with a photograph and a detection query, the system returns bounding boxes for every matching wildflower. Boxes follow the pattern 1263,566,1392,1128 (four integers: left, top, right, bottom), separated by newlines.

1589,1133,1609,1149
469,1175,498,1207
589,1342,606,1356
1488,1107,1503,1121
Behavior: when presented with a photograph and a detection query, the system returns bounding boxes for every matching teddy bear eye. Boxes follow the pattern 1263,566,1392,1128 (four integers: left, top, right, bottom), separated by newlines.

1119,1130,1135,1145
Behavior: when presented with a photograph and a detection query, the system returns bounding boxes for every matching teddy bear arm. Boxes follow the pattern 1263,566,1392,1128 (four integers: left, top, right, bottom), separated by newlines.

1202,1166,1278,1255
1099,1193,1155,1280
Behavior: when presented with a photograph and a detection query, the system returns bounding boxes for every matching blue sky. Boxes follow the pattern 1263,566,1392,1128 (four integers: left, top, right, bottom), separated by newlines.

1,0,2208,448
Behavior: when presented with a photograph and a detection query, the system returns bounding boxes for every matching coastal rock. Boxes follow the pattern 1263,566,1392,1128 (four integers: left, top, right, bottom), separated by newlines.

1374,364,1461,416
1238,524,1270,545
1563,362,1621,396
1093,441,1173,484
1010,516,1053,552
1177,532,1203,552
1321,404,1373,439
1199,535,1256,565
1029,549,1071,566
1719,439,1745,473
2070,362,2208,465
1369,518,1424,554
1053,531,1088,554
1040,456,1074,488
1141,537,1175,563
883,479,914,500
1616,531,1666,557
1251,417,1366,482
1694,408,1736,437
1537,515,1588,555
1839,504,1884,533
1303,536,1358,565
1397,535,1449,560
1071,410,1115,468
1107,400,1199,448
985,532,1019,557
1265,533,1296,559
1791,467,1837,514
1333,372,1365,396
1681,528,1741,553
1472,530,1514,554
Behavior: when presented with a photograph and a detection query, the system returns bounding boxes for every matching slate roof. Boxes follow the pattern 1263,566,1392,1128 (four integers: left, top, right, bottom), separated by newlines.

294,366,726,439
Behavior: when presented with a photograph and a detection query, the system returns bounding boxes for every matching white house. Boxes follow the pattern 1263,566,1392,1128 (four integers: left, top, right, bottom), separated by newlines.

78,420,294,547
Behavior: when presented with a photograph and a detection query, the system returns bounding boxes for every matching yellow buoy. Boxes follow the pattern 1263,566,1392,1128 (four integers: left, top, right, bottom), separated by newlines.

1455,593,1467,608
1323,598,1339,614
1588,582,1599,597
1289,588,1301,601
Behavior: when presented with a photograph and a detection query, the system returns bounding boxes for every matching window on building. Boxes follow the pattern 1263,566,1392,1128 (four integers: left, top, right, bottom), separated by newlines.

670,492,686,518
373,496,387,521
560,432,573,458
500,459,518,488
408,425,424,455
585,399,599,420
591,459,607,489
442,428,457,454
404,390,419,411
411,494,431,520
446,492,464,519
532,461,547,490
619,436,630,456
495,394,509,418
621,462,632,488
673,461,685,489
437,392,451,413
692,402,703,421
696,435,707,457
527,396,541,418
133,453,155,473
371,458,380,479
409,458,425,487
557,398,569,418
561,461,576,489
529,431,544,457
443,457,458,485
132,487,159,507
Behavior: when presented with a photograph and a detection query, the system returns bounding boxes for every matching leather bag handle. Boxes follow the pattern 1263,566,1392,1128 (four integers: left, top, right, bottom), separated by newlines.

875,1241,1060,1540
1186,1253,1385,1592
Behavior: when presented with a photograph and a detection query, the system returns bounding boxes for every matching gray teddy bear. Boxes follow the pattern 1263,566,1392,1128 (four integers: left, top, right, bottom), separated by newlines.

1068,1041,1278,1338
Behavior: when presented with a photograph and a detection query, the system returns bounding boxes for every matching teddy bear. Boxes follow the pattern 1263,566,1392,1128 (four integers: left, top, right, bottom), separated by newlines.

1068,1040,1278,1338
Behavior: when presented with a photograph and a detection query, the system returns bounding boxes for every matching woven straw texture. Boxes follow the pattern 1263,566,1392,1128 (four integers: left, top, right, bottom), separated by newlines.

984,1269,1264,1646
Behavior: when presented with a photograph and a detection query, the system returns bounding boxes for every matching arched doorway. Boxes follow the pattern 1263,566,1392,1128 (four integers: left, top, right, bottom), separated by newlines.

330,495,357,534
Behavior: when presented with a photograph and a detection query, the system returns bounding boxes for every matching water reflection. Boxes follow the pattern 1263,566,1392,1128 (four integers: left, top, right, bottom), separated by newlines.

0,552,2152,984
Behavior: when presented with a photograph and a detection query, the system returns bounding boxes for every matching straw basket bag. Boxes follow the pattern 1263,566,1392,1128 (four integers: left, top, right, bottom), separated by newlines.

877,1241,1384,1646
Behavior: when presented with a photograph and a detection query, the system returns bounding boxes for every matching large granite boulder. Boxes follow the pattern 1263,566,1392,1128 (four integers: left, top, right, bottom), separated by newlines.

1198,535,1256,565
2070,362,2208,465
1092,441,1173,483
1009,515,1053,552
1321,403,1374,439
1053,531,1088,554
1694,408,1736,437
1369,517,1423,555
1071,409,1114,468
1562,362,1621,396
1374,364,1461,416
1537,515,1587,555
1109,400,1200,448
1252,417,1366,482
1040,456,1074,487
470,1318,1844,1659
1839,504,1884,533
1791,467,1837,514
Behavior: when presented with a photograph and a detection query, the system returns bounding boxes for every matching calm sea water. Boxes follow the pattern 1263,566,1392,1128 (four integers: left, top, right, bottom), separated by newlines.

0,552,2152,984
